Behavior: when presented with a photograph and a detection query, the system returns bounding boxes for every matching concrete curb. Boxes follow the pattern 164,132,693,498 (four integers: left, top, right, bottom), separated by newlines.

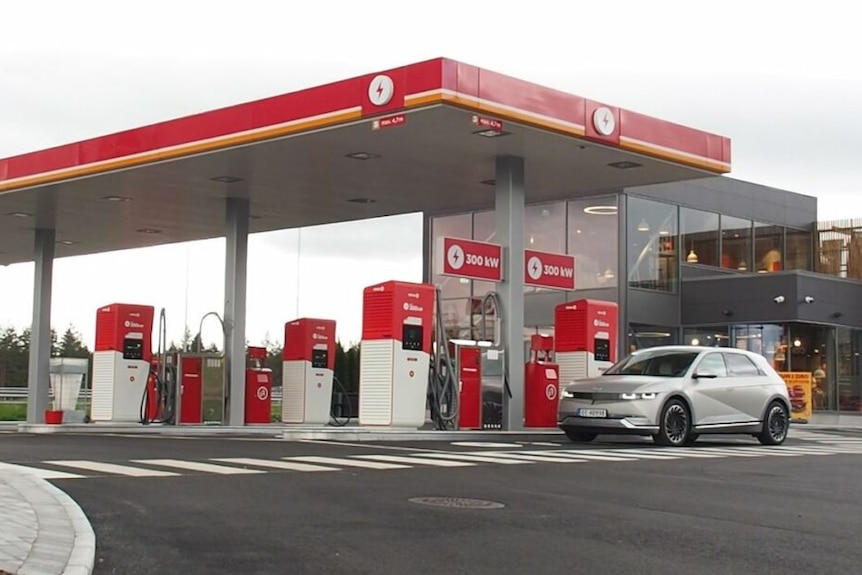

1,469,95,575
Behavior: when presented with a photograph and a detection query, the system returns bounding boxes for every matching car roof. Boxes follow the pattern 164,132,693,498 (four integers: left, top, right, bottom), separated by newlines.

631,345,761,358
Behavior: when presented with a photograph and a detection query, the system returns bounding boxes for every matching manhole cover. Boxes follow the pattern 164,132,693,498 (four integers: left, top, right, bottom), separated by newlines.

409,497,505,509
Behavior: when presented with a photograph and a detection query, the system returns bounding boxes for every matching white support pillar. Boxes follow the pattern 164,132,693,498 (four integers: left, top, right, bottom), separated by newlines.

422,212,433,284
495,156,526,431
27,228,55,423
224,198,249,426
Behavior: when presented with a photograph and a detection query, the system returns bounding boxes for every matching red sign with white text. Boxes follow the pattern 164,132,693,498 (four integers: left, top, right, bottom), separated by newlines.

372,114,407,130
438,237,503,282
524,249,575,290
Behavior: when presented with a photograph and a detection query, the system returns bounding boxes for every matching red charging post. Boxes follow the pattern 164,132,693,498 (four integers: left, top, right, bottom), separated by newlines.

524,334,560,428
282,318,337,425
554,299,618,385
244,346,272,424
457,345,482,430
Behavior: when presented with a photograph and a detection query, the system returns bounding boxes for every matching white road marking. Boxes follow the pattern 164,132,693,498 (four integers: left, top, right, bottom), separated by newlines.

288,456,410,470
0,461,85,480
474,452,587,463
131,459,265,475
45,460,180,477
212,457,338,472
410,453,532,465
353,454,476,467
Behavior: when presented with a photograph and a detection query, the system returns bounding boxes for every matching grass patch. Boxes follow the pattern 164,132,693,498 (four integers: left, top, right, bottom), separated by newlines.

0,403,26,421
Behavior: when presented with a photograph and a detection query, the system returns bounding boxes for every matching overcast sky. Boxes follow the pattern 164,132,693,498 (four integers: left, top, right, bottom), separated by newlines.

1,0,860,350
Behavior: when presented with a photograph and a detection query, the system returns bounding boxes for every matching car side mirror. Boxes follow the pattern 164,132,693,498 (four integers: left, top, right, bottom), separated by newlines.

693,371,719,380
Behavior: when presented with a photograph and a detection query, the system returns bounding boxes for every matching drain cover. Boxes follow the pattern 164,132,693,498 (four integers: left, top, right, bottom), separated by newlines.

409,497,505,509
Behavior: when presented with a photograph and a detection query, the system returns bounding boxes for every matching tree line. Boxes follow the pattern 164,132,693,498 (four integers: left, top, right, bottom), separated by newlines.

0,325,361,393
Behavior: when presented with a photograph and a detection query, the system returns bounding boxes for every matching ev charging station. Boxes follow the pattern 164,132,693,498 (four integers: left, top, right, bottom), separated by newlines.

453,342,505,430
358,280,436,428
554,299,619,385
523,334,560,428
91,304,155,423
282,318,336,425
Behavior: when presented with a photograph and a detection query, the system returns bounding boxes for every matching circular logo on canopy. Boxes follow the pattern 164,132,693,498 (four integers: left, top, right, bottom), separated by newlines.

256,386,269,401
592,107,616,136
545,384,557,401
368,75,395,106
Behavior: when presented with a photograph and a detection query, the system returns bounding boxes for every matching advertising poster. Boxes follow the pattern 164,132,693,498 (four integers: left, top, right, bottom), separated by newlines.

778,371,813,422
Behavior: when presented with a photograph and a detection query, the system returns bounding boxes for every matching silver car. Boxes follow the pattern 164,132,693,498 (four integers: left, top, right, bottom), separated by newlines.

557,345,791,447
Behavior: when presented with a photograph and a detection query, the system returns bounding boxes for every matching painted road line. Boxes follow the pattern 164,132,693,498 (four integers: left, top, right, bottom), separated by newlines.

212,457,339,472
686,448,765,458
0,461,85,480
641,449,729,459
526,450,639,462
598,449,682,460
718,447,804,457
45,460,180,477
474,452,588,463
410,453,533,465
353,454,476,467
131,459,265,475
288,456,411,470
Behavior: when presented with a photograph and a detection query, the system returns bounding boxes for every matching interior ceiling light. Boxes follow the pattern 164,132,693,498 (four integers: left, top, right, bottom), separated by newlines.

636,219,650,232
347,198,376,204
686,249,699,263
211,176,244,183
136,228,162,234
583,205,617,215
345,152,381,161
57,240,78,245
607,160,642,169
6,211,32,217
659,226,671,236
250,214,262,220
473,129,511,138
102,195,131,202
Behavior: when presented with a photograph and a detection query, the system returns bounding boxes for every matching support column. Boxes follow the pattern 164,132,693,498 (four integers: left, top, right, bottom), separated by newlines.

224,198,249,426
27,228,55,424
421,212,433,284
495,156,526,431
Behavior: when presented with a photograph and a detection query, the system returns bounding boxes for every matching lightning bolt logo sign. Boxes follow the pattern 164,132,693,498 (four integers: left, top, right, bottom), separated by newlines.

368,74,395,107
592,106,616,136
527,256,543,281
447,244,465,270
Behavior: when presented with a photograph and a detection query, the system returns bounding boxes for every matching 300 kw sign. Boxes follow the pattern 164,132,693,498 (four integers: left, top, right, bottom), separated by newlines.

438,237,503,282
524,249,576,290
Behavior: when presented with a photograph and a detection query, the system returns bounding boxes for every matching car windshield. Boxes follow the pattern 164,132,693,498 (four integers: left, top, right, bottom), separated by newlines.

603,350,700,377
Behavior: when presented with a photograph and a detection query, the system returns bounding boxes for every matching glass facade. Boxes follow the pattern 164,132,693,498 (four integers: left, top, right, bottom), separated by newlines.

627,196,678,292
680,208,719,267
721,215,752,271
568,196,618,289
754,222,784,273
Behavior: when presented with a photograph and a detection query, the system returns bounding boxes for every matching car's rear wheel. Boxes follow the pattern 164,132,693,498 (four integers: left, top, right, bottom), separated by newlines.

563,429,598,443
654,399,691,447
757,401,789,445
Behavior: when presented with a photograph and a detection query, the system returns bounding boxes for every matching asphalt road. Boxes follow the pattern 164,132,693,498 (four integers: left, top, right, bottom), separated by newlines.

2,431,862,575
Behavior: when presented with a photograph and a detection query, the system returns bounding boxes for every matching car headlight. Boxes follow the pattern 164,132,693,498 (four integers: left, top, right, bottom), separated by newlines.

561,390,575,399
620,392,657,400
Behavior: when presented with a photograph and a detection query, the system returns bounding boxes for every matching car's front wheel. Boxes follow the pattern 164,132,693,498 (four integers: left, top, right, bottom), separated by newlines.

654,399,691,447
757,401,789,445
563,429,598,443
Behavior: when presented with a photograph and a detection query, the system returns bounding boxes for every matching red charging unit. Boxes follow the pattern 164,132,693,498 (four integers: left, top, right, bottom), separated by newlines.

358,280,435,428
179,355,203,424
554,299,619,384
457,346,482,430
245,346,272,424
524,334,560,428
282,318,337,425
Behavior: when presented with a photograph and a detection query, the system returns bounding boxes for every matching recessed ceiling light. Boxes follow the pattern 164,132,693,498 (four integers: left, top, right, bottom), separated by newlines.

473,129,511,138
345,152,381,161
480,179,496,186
583,205,618,215
57,240,78,246
6,211,32,218
211,176,244,183
607,161,642,169
250,214,262,220
346,198,376,204
102,195,131,202
136,228,162,234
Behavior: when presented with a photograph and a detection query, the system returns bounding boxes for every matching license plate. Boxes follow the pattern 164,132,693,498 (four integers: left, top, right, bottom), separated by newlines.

577,408,607,418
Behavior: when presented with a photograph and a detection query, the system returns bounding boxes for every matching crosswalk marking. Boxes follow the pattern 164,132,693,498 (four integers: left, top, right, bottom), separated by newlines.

353,454,476,467
0,461,85,480
411,453,532,465
212,457,339,473
288,456,411,470
524,450,637,462
600,449,681,460
475,452,587,463
45,460,180,477
637,448,727,459
130,459,265,475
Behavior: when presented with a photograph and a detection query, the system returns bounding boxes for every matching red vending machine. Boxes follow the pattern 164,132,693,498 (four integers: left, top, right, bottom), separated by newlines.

91,303,155,423
358,280,435,428
245,346,272,424
554,299,619,387
282,318,336,425
524,334,560,428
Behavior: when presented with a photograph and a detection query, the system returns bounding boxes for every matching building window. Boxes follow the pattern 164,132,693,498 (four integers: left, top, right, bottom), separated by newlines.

680,208,719,267
471,210,497,298
524,202,566,293
683,327,729,348
568,195,619,289
785,227,812,272
732,324,786,370
754,222,784,273
836,327,862,413
627,196,678,292
431,213,472,299
629,324,677,352
721,215,752,271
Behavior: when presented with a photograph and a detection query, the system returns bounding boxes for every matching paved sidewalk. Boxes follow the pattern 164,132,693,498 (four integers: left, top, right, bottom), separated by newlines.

0,465,95,575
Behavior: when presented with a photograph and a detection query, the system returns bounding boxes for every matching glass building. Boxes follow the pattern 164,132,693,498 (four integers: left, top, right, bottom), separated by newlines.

428,177,862,420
